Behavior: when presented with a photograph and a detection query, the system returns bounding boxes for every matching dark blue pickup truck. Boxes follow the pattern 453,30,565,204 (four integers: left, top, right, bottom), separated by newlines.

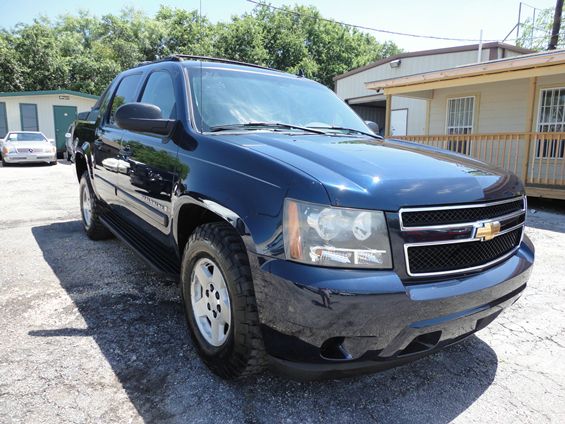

73,55,534,379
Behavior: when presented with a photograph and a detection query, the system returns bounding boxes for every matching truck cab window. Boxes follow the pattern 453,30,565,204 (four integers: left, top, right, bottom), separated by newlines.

140,71,177,119
108,74,142,125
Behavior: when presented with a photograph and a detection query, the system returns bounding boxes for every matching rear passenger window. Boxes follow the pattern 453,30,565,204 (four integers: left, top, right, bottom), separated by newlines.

140,71,177,119
108,74,142,125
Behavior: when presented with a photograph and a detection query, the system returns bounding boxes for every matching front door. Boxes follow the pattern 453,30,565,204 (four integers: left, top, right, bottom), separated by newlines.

53,106,77,152
390,109,408,136
115,68,180,248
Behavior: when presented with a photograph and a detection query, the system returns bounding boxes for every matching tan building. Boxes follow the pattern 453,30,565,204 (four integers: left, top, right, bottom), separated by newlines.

366,49,565,200
0,90,98,153
334,43,532,136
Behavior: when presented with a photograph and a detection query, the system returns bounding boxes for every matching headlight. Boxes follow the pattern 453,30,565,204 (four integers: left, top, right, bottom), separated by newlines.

2,145,15,155
283,199,392,268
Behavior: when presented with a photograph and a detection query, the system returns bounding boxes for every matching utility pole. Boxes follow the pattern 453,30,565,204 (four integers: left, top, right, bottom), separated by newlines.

548,0,564,50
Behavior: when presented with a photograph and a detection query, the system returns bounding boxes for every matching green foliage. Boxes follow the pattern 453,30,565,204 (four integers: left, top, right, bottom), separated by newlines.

518,7,565,50
0,4,401,95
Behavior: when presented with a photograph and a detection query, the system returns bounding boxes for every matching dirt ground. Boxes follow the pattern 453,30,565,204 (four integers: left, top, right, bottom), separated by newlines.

0,161,563,423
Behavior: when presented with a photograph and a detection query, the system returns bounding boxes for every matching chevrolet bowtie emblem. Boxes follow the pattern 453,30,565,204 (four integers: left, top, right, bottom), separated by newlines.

476,221,501,241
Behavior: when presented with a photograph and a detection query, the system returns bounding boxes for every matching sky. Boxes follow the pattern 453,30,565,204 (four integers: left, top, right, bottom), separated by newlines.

0,0,559,51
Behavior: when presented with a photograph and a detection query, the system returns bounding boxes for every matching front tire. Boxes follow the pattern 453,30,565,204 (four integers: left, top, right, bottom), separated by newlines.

79,171,113,240
181,222,266,379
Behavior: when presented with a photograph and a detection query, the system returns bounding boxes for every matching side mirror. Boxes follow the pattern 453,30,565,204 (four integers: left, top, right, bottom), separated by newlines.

64,133,72,138
48,139,55,145
365,121,380,135
115,103,176,136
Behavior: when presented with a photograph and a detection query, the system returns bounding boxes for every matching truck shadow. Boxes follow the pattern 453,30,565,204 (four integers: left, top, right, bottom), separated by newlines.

31,220,499,423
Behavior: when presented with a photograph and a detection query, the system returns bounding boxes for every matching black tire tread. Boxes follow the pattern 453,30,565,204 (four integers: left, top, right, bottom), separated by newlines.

182,222,267,379
80,171,113,241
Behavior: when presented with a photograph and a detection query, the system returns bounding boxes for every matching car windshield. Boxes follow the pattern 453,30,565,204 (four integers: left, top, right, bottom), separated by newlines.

188,67,369,134
7,133,46,142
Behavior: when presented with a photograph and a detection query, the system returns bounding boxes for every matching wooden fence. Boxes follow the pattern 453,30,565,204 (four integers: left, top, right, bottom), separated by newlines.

394,132,565,199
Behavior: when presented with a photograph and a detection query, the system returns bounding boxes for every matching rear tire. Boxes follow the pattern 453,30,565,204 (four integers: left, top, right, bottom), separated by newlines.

79,171,113,240
181,222,266,379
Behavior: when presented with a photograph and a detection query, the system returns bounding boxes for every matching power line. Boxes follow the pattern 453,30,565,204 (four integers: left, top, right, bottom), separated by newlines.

246,0,500,42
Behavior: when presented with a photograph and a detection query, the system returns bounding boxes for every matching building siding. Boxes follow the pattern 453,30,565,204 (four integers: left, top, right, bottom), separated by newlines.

0,94,96,140
425,75,565,136
427,79,531,134
336,50,489,101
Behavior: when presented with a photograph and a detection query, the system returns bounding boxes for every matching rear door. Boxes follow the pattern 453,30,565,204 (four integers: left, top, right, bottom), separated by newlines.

114,68,181,247
92,73,142,205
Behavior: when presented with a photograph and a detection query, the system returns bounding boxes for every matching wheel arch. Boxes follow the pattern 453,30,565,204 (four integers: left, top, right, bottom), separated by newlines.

174,198,256,257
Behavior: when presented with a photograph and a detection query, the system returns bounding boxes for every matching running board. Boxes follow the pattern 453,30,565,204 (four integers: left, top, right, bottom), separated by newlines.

100,210,180,278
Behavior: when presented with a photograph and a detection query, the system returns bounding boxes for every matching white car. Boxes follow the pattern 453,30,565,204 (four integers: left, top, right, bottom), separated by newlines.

1,131,57,166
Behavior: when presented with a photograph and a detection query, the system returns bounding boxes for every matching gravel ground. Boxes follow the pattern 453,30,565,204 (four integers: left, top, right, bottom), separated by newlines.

0,161,564,423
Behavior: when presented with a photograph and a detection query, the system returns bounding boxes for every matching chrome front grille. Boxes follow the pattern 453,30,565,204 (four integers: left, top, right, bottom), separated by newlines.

16,147,46,154
400,196,526,277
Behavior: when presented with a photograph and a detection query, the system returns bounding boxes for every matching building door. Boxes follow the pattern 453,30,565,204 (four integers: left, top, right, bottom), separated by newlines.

391,109,408,136
53,106,77,152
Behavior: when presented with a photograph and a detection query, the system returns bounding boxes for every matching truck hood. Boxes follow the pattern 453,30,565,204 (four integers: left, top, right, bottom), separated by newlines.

228,133,524,211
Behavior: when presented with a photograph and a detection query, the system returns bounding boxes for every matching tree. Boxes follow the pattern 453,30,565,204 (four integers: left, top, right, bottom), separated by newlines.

518,6,565,50
0,5,401,94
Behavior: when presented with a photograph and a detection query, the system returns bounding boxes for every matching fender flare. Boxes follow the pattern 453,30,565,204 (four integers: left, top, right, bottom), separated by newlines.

172,195,257,254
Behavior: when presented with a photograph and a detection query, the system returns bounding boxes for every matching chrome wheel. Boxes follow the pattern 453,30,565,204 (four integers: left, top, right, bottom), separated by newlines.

190,258,232,347
81,184,92,228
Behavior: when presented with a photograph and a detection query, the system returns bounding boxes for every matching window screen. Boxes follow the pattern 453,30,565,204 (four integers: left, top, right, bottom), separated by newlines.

108,74,142,125
0,102,7,138
446,97,474,135
446,96,475,155
140,71,177,119
536,88,565,159
20,103,39,131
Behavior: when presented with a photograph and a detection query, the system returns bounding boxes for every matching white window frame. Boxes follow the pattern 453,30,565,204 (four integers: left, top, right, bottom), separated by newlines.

445,96,475,154
536,87,565,159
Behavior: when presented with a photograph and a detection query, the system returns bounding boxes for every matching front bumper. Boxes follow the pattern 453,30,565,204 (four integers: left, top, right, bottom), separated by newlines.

3,153,56,164
250,236,534,379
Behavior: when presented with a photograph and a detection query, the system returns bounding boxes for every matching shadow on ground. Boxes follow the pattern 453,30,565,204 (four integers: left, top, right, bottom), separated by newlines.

31,220,498,423
527,197,565,233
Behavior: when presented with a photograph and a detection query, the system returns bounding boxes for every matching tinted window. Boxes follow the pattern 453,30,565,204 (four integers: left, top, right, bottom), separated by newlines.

86,109,98,121
108,74,142,125
0,102,7,138
140,71,177,119
20,104,38,131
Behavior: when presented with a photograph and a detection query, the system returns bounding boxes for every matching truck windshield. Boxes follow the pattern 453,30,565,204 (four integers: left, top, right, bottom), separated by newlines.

188,67,370,134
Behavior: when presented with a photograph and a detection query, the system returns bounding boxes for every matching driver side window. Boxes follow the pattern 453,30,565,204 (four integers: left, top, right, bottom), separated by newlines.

140,71,177,119
108,74,142,126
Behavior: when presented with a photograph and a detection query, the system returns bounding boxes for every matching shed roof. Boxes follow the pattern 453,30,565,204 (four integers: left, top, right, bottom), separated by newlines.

0,89,98,100
333,42,533,82
366,49,565,96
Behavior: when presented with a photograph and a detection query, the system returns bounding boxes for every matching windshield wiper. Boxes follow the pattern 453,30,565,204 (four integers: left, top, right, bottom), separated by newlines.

209,122,327,135
308,126,382,139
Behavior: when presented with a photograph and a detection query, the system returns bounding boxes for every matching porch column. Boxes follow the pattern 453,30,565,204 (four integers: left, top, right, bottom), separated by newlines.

522,77,537,182
385,94,392,137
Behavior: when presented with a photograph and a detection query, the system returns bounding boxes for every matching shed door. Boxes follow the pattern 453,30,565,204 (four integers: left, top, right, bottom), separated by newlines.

53,105,77,151
390,109,408,136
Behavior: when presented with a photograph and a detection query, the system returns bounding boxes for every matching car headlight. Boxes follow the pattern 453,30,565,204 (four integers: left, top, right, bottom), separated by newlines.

2,145,15,155
283,199,392,268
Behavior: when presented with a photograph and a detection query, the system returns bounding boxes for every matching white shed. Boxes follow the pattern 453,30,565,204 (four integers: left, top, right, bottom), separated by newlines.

334,43,532,136
0,90,98,153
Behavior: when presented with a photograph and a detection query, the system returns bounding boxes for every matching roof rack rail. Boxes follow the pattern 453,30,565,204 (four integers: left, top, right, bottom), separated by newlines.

135,55,279,71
